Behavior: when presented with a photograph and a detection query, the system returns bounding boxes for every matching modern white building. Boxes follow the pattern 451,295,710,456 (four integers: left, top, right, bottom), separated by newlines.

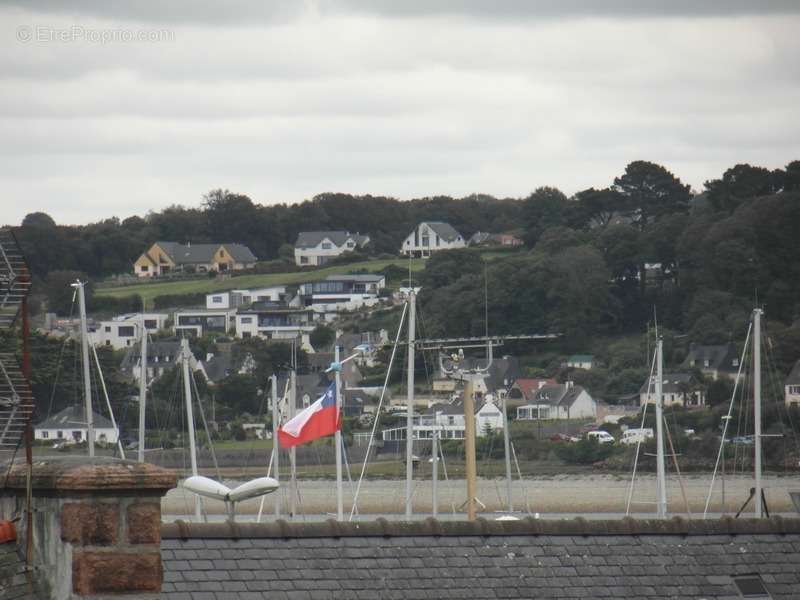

294,231,370,266
174,308,235,337
292,274,385,321
516,382,596,420
205,286,287,309
381,400,504,441
90,313,169,350
34,405,118,445
400,222,465,258
235,302,316,340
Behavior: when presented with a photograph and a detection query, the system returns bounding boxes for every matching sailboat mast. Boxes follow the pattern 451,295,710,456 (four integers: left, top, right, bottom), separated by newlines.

334,344,344,521
405,291,416,519
289,365,297,518
502,384,513,513
655,337,667,518
431,428,438,518
73,280,95,457
138,314,148,462
180,338,201,520
753,308,763,518
271,374,280,518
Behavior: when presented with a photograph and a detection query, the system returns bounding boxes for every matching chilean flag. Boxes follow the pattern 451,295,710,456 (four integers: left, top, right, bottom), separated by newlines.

278,383,340,449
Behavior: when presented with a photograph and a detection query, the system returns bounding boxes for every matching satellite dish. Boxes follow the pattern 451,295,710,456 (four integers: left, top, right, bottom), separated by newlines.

183,475,279,522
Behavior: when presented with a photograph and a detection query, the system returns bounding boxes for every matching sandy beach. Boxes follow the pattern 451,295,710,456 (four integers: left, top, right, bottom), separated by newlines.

163,473,800,519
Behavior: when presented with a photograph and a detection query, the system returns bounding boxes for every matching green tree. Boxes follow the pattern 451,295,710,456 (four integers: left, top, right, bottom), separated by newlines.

310,324,336,351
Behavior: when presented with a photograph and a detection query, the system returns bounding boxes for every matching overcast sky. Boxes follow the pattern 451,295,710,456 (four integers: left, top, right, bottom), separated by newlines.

2,1,799,225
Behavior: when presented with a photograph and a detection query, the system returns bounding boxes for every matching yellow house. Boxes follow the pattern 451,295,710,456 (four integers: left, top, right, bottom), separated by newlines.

133,241,257,277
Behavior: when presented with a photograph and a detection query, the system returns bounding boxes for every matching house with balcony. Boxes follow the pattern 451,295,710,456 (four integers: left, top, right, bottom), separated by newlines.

173,308,235,337
235,302,315,340
400,222,465,257
381,399,504,442
292,274,386,321
90,312,169,349
294,231,370,266
133,241,257,277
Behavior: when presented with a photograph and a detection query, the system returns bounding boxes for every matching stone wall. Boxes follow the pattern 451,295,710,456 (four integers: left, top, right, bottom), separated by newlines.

0,456,176,599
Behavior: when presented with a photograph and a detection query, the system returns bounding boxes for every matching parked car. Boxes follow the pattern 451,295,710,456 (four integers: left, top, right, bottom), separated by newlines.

549,433,580,443
586,430,615,444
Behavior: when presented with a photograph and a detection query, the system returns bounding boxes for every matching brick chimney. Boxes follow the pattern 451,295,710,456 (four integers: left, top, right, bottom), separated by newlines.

0,456,176,599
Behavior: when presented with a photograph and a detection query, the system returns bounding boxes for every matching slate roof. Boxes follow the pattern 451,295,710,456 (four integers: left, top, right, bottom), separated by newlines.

156,242,257,265
532,384,588,408
35,405,114,430
422,221,462,242
120,340,182,372
438,356,519,393
639,373,695,394
683,343,739,374
294,232,369,250
786,359,800,386
160,517,800,599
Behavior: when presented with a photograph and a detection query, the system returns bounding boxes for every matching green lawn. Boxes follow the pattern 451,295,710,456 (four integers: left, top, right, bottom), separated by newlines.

95,258,426,308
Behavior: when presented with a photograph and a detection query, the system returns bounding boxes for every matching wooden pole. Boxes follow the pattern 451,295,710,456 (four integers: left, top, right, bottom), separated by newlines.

463,378,478,521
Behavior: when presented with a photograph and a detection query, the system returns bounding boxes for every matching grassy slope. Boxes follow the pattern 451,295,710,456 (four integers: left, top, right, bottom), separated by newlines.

94,258,426,307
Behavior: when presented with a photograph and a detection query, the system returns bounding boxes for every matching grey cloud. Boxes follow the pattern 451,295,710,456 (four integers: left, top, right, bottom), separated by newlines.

3,0,799,25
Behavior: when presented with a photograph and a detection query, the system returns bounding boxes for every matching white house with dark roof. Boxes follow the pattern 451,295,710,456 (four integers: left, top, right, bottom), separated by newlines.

133,241,257,277
381,399,503,441
785,359,800,408
682,342,741,381
516,382,596,420
90,312,169,350
401,222,465,257
294,231,370,266
34,405,118,445
639,372,706,407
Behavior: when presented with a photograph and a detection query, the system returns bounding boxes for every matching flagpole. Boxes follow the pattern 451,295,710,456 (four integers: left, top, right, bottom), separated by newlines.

289,366,297,519
334,344,344,521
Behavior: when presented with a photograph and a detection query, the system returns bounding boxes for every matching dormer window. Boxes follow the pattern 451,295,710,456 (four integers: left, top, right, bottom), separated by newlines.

704,359,710,367
732,358,739,367
322,242,332,249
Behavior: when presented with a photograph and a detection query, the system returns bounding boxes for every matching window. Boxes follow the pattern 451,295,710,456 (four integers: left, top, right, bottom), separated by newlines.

704,359,710,367
240,317,253,324
321,242,332,249
219,250,224,257
118,326,135,337
789,385,800,395
242,332,252,338
57,431,63,438
733,575,771,598
42,431,49,439
300,256,309,264
346,241,354,248
140,265,149,272
104,326,111,332
732,358,739,367
422,236,430,247
144,319,157,329
212,296,223,303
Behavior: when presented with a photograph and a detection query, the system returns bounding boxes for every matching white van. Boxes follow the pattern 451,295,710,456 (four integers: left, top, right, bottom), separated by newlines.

620,428,654,445
586,430,615,444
